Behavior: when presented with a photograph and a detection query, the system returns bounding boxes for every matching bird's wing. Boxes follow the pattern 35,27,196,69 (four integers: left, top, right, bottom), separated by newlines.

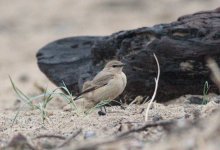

92,72,114,87
74,72,114,100
82,81,92,91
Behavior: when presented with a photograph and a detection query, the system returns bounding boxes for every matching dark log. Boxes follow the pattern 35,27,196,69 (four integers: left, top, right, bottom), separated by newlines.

36,8,220,102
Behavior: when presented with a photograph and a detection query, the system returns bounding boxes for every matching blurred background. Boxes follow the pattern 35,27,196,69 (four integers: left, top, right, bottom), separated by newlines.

0,0,219,109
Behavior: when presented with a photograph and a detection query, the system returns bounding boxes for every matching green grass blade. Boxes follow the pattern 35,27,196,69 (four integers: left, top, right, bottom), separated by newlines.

9,76,34,107
11,110,20,127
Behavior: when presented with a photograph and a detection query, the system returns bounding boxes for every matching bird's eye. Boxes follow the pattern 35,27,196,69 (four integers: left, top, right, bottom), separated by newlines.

112,65,116,68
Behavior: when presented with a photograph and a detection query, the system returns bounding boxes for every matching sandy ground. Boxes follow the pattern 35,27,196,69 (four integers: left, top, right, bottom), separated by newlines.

1,95,220,149
0,0,220,149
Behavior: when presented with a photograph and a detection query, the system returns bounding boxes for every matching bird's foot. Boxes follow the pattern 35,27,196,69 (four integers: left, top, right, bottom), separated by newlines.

98,111,106,116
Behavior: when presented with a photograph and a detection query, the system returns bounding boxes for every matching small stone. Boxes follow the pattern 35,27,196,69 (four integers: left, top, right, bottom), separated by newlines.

152,114,163,122
133,96,144,104
212,96,220,104
84,131,96,139
188,96,204,105
63,105,72,111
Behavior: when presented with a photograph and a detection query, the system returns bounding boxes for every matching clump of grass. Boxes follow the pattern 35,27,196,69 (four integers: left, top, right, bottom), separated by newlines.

202,81,209,105
9,76,63,125
10,76,82,126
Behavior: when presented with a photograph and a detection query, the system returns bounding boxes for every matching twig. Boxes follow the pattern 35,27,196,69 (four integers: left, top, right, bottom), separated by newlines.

128,98,139,106
73,120,176,150
142,96,149,104
118,119,175,138
57,129,82,148
75,136,131,150
145,53,160,121
34,134,66,140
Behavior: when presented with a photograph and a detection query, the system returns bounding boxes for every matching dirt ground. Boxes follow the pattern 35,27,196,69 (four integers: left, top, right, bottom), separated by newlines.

1,0,220,149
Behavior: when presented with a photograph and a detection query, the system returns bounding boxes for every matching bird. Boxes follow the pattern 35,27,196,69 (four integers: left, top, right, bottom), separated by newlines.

74,60,127,113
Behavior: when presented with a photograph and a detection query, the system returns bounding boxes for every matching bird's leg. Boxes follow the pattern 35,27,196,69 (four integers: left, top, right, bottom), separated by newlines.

98,106,106,116
103,105,107,113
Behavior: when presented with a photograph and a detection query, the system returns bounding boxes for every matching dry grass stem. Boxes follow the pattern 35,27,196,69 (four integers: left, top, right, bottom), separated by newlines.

145,53,160,122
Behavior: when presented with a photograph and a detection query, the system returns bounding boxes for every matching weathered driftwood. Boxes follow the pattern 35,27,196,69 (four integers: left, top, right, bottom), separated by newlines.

37,8,220,102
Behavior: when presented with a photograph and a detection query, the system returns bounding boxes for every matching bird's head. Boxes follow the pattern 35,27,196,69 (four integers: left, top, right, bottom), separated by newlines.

104,60,125,73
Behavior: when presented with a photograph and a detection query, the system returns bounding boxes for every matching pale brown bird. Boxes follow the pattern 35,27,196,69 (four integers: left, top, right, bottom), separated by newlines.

74,60,127,111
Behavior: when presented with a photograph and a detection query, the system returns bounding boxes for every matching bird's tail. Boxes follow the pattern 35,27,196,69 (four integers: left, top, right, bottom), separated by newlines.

73,95,81,101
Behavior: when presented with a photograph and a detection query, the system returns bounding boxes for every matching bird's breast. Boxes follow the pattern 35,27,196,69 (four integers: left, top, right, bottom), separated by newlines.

84,72,127,103
107,72,127,96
